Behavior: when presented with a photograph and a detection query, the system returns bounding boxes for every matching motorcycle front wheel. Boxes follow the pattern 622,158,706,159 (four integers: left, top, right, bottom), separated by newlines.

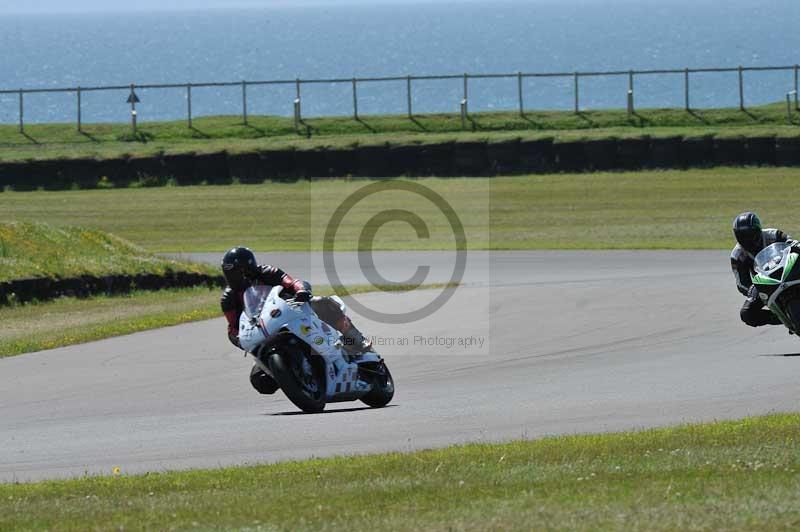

360,362,395,408
268,350,326,414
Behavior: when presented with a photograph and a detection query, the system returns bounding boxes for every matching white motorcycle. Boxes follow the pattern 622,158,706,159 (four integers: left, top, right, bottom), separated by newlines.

239,285,394,413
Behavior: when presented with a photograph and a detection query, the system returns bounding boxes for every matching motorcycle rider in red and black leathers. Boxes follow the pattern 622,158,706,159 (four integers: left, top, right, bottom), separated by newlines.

221,247,372,395
731,212,800,327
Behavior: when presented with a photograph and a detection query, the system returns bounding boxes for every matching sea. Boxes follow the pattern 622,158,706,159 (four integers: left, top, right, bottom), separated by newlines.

1,0,799,124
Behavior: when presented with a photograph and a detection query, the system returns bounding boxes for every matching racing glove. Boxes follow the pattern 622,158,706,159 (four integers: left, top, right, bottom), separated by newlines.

294,289,312,302
294,280,313,302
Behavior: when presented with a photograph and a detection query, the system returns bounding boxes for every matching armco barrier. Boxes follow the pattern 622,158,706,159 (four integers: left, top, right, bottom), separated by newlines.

2,135,800,189
0,271,224,306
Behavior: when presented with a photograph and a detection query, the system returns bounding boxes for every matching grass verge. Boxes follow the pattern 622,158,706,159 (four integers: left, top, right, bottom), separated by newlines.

1,103,799,162
0,221,215,282
2,413,799,530
0,283,457,358
2,169,799,251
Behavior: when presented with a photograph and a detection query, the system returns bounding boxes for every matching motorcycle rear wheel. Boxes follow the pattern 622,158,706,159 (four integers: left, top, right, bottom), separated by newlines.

268,351,326,414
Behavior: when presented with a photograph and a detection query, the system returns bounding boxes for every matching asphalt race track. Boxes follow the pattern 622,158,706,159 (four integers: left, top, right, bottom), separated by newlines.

2,251,800,482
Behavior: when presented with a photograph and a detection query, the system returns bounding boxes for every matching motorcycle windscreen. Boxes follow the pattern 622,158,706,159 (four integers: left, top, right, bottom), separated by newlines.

243,285,271,319
754,242,790,276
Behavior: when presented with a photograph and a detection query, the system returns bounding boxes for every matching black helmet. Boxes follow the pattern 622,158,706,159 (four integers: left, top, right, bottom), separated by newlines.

733,212,763,254
221,247,258,288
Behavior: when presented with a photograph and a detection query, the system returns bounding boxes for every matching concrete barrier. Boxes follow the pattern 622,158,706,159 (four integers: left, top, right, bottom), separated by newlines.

486,139,521,174
357,145,395,177
5,134,800,189
0,162,32,191
743,137,776,166
0,272,225,306
195,152,231,184
324,148,358,177
554,141,588,172
775,137,800,166
260,149,296,180
519,139,555,172
617,138,651,169
294,149,329,179
416,143,454,176
389,145,423,176
583,139,619,171
453,141,489,176
162,153,199,185
228,152,266,184
681,137,714,168
713,137,747,166
649,137,683,168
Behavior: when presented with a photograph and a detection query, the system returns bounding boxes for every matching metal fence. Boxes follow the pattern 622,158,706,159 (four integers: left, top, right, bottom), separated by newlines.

2,63,799,134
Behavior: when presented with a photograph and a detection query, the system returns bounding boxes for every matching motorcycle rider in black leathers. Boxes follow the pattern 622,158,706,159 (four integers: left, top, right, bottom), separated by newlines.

221,247,371,395
731,212,800,327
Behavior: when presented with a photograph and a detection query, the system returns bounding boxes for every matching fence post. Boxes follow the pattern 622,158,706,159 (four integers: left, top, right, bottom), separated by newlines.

406,75,413,118
18,89,23,133
684,68,690,111
77,86,82,132
294,78,302,131
627,70,635,116
787,91,796,125
573,72,579,113
738,65,744,111
795,65,799,110
187,83,192,128
242,80,248,125
130,83,137,134
463,73,469,115
352,77,358,120
517,71,524,116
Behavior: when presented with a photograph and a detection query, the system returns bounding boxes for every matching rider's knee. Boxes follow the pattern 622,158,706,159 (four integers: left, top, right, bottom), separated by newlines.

740,308,761,327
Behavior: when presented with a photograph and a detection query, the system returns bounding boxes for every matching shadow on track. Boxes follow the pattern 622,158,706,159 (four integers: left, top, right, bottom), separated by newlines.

758,353,800,358
268,405,397,416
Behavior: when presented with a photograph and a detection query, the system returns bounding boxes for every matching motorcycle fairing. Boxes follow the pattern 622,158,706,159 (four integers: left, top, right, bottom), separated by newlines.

239,285,377,400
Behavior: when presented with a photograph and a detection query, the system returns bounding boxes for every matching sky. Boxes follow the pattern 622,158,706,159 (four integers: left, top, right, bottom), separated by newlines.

2,0,461,13
1,0,661,14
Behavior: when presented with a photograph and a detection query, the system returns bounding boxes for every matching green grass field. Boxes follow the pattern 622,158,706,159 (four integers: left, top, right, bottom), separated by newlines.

2,104,799,162
1,169,798,252
0,221,215,282
2,413,798,530
0,282,455,358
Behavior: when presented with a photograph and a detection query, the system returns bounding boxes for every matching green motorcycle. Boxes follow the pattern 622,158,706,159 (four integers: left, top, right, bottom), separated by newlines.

751,242,800,332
